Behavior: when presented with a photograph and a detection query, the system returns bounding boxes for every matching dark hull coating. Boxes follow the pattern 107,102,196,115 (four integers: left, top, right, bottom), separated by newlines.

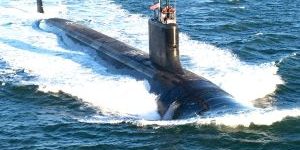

44,18,243,120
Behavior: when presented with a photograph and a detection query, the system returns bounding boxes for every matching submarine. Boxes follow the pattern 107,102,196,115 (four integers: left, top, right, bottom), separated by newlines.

36,0,244,120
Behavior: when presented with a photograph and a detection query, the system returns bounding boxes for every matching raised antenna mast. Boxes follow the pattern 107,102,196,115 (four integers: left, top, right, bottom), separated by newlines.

37,0,44,13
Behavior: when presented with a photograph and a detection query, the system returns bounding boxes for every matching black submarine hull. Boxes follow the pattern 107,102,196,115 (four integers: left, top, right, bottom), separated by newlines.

43,18,243,120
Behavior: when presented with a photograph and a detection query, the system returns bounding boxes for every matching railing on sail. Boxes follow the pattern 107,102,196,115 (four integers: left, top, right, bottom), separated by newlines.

150,0,176,24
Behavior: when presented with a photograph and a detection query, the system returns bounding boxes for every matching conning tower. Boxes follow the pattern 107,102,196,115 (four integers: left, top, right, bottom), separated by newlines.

149,0,183,74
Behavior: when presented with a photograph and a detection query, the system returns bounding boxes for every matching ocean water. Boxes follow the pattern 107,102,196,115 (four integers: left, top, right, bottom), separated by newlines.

0,0,299,149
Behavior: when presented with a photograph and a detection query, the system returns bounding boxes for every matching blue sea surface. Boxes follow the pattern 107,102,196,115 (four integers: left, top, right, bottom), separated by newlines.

0,0,299,149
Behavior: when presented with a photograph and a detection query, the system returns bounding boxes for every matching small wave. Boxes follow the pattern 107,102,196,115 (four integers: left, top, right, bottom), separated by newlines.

78,108,300,128
277,52,299,64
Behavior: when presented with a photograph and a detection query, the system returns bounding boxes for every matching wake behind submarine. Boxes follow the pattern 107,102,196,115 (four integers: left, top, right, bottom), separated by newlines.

37,0,244,120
